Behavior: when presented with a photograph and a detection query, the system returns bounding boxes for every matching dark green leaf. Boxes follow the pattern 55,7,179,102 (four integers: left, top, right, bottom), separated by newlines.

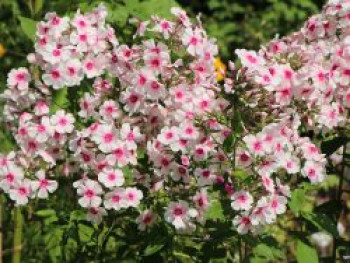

321,136,348,156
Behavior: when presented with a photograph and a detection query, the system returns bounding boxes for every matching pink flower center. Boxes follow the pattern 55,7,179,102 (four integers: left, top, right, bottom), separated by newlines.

108,173,116,181
51,70,60,79
40,179,49,188
85,189,95,198
129,94,139,103
103,132,114,143
18,187,28,196
59,117,68,126
112,195,121,203
173,207,184,216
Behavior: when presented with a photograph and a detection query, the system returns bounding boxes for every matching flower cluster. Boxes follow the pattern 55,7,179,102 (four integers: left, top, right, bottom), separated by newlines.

231,116,327,234
1,6,229,231
0,1,347,235
233,0,350,132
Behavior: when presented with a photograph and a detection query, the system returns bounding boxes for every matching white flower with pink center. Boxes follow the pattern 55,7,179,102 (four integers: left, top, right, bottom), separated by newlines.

158,126,179,145
106,141,129,166
42,65,66,90
145,80,166,99
51,110,75,134
92,125,118,153
302,161,326,184
120,88,144,113
0,165,24,192
182,28,203,56
235,49,265,68
98,168,124,188
179,123,199,140
233,213,253,234
120,123,144,150
99,100,121,120
193,189,210,211
9,179,32,206
29,116,54,142
194,168,215,186
136,209,157,231
236,148,252,168
42,44,70,64
64,59,84,87
278,154,300,174
318,103,344,129
104,188,127,210
31,170,58,199
164,201,198,231
87,207,107,224
124,187,143,208
77,179,103,208
78,92,98,118
7,68,31,90
268,195,287,215
231,190,254,211
153,19,174,39
243,134,265,156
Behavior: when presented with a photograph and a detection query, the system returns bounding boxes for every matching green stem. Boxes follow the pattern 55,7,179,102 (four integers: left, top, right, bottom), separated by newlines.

12,207,23,263
238,237,243,263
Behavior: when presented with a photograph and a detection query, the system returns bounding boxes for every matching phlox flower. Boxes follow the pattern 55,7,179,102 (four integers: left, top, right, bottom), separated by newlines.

164,201,198,232
76,179,103,208
233,212,253,235
182,28,203,56
235,49,265,68
302,161,326,183
104,188,127,210
87,207,107,224
7,68,31,91
98,168,124,188
136,209,157,231
9,179,32,206
231,190,253,211
0,165,24,192
124,187,143,208
50,110,75,134
92,125,118,153
31,170,58,199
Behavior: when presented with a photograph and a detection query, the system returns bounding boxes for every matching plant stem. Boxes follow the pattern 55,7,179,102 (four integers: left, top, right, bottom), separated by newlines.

238,237,243,263
332,142,347,262
12,207,23,263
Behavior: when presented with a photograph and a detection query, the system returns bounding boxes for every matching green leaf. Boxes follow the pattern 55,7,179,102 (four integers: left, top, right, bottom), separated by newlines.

50,88,68,113
289,189,306,216
34,0,43,14
205,199,224,220
36,209,56,217
252,243,284,261
143,244,165,256
296,240,318,263
321,136,348,156
78,224,94,243
18,16,37,42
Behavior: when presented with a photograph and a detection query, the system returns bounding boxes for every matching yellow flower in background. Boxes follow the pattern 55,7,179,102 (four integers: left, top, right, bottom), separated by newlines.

0,44,6,58
214,57,226,81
